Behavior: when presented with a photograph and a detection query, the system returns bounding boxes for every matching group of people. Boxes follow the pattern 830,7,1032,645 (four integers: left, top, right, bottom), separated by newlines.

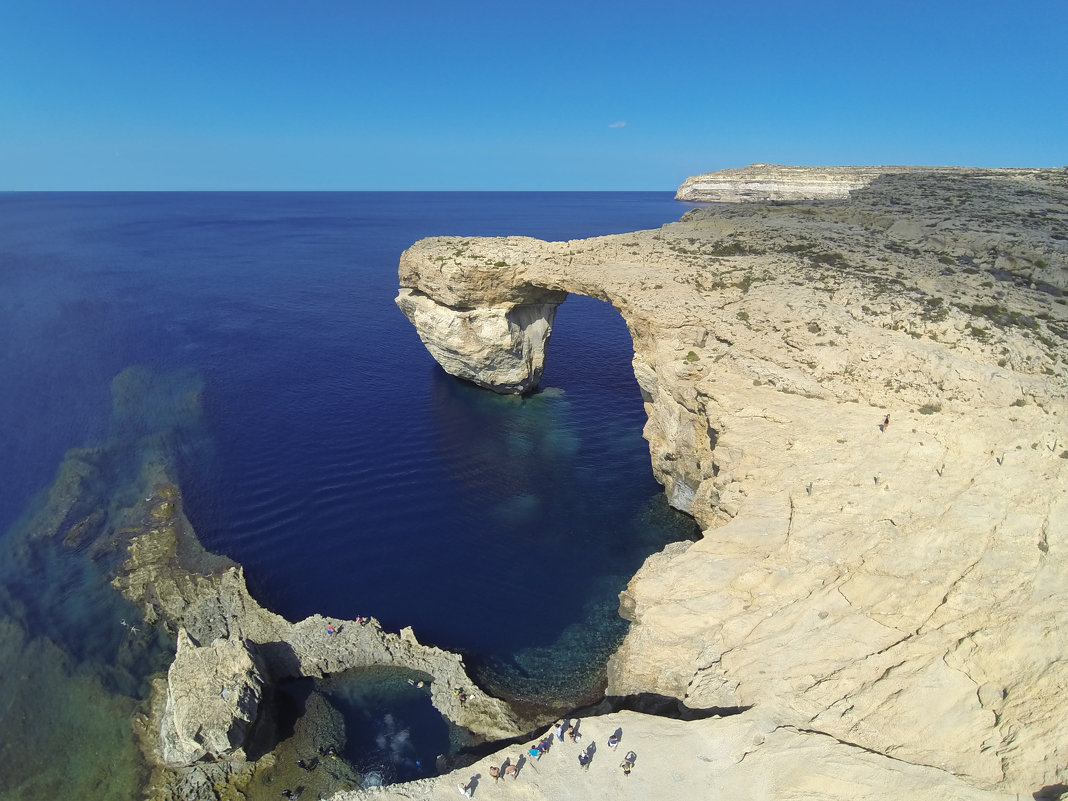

464,719,635,797
325,615,372,635
527,737,552,761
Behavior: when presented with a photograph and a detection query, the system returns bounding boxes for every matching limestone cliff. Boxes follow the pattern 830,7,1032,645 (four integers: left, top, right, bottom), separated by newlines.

675,163,936,202
395,167,1068,797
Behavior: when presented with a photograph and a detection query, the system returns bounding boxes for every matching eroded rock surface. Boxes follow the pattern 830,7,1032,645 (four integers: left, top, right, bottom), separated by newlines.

112,470,521,746
160,629,265,766
334,710,1015,801
395,247,568,393
395,167,1068,796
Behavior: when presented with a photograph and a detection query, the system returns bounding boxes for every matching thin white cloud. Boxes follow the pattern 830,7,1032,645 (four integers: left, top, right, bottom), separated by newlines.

608,121,627,128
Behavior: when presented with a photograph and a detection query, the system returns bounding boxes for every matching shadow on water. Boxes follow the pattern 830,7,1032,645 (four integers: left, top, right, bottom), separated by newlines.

237,667,472,799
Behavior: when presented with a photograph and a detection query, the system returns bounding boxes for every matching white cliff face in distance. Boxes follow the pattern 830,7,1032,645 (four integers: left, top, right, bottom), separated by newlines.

387,166,1068,801
674,163,948,202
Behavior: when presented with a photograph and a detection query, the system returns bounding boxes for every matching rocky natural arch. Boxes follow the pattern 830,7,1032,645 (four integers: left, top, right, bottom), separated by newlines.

395,168,1068,794
395,235,717,520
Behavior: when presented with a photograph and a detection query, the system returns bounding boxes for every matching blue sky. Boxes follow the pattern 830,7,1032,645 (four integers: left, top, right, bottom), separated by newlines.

1,0,1065,190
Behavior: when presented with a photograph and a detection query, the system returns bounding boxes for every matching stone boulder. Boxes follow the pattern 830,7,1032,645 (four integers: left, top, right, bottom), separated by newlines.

159,629,265,767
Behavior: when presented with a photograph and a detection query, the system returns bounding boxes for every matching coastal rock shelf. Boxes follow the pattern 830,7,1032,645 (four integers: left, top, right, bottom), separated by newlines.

16,365,522,801
113,473,521,795
394,166,1068,798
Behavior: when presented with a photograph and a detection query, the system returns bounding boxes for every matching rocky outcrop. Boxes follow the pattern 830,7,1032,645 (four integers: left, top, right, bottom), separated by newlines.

674,163,936,202
396,288,564,394
160,629,265,766
395,167,1068,796
18,365,523,799
395,243,568,393
112,471,522,745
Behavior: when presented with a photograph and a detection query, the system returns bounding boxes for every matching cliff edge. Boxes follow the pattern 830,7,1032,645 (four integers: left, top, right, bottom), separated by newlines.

392,166,1068,799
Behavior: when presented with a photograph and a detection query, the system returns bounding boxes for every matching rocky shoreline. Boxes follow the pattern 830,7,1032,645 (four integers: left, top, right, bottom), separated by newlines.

10,366,524,801
12,166,1065,801
119,473,523,799
393,165,1068,798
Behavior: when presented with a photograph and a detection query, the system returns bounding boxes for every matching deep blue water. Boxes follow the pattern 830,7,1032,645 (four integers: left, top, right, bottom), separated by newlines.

0,192,698,792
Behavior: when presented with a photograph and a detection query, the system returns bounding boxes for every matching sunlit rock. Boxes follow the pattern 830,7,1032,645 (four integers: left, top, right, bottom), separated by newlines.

160,629,265,766
395,166,1068,795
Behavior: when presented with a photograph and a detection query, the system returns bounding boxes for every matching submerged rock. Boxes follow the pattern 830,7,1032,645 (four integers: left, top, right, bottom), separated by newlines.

12,363,524,799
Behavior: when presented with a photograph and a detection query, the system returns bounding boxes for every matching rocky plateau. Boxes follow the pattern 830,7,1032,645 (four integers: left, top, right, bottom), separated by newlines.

388,165,1068,800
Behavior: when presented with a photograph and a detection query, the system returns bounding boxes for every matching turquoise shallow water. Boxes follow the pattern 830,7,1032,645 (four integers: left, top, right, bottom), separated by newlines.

0,192,699,795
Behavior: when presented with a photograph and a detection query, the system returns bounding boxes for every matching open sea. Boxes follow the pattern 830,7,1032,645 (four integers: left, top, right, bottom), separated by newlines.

0,192,699,798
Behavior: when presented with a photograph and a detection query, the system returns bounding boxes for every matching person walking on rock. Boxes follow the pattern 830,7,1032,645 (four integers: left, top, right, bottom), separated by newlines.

456,776,476,798
578,743,594,770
